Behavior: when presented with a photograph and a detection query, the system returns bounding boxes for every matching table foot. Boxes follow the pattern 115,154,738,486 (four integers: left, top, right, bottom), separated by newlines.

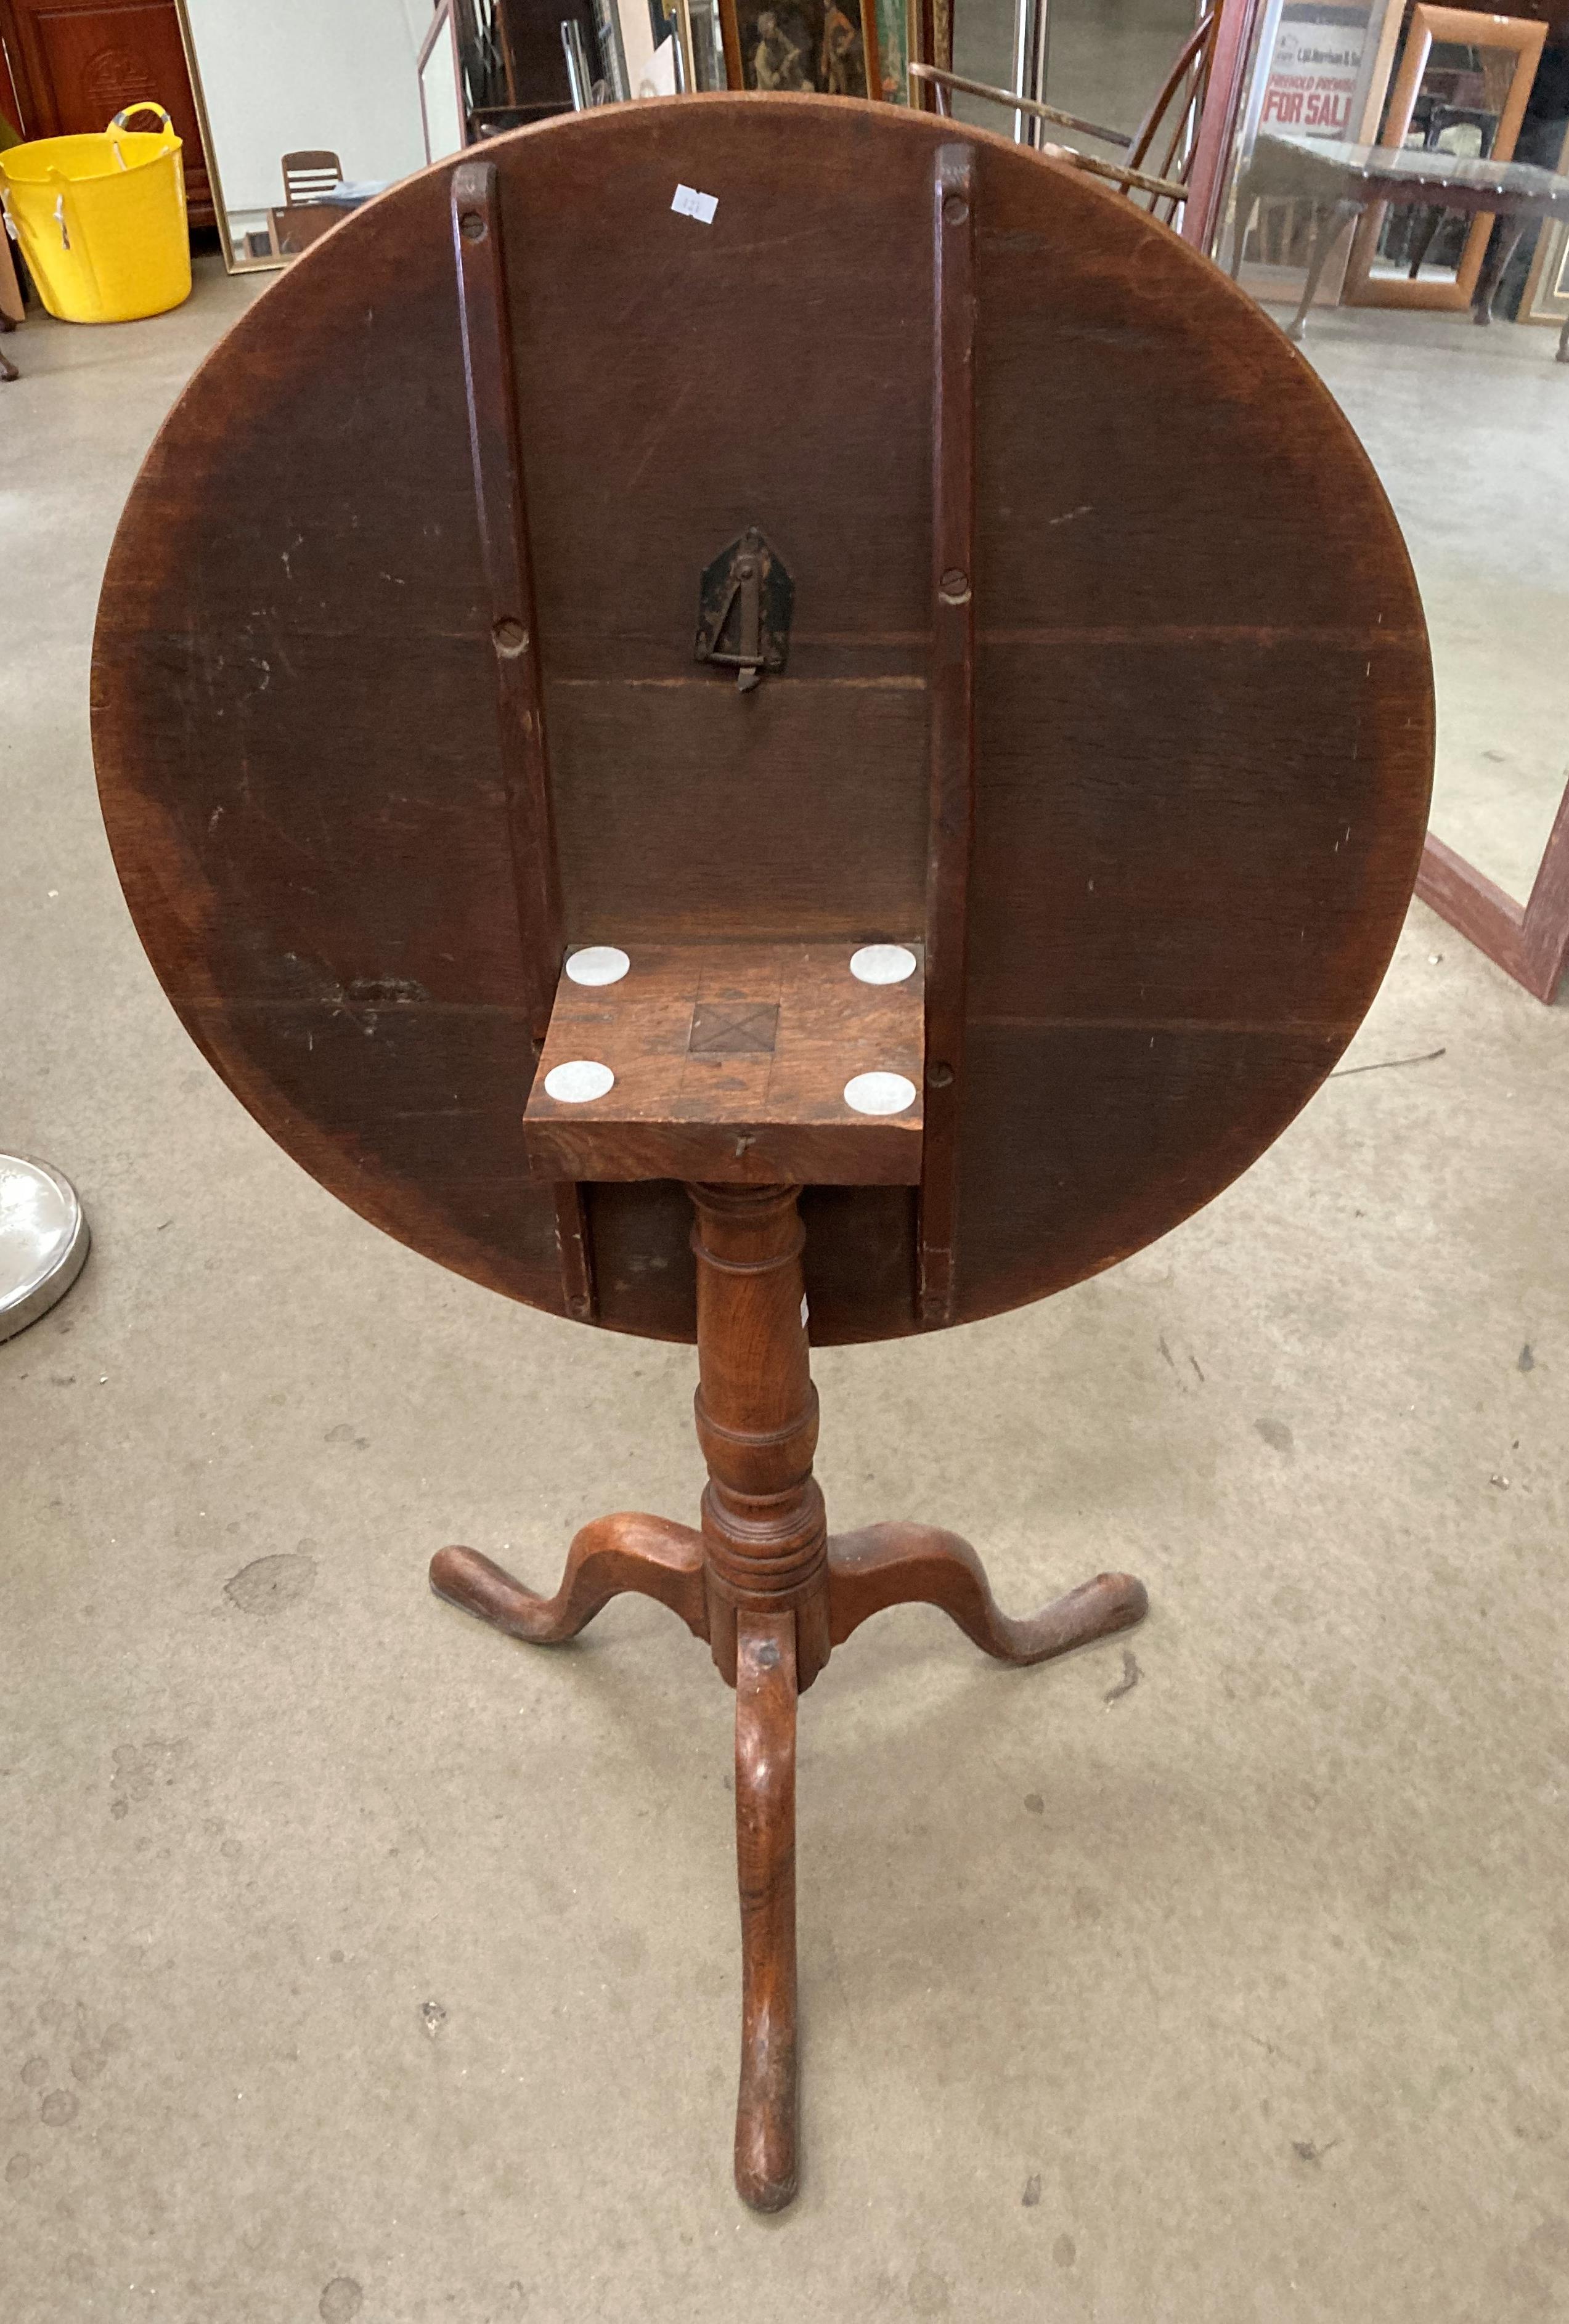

734,1610,799,2212
430,1511,708,1644
827,1522,1146,1664
1284,199,1359,345
1472,220,1525,327
1229,181,1257,280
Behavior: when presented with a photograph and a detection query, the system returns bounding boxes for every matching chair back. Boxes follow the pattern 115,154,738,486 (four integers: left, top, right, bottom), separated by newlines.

282,150,343,205
907,9,1219,223
1127,12,1218,222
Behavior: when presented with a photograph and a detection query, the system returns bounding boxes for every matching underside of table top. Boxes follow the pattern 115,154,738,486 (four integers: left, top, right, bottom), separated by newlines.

92,97,1434,1346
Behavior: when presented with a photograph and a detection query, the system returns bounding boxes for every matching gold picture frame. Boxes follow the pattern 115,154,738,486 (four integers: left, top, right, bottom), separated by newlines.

1343,2,1547,312
719,0,881,99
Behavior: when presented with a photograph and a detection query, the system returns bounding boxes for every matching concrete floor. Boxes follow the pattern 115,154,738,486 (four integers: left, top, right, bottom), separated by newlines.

4,230,1568,2324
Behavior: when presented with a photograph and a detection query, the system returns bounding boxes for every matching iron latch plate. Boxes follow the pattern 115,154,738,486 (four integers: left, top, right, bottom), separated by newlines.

695,527,793,693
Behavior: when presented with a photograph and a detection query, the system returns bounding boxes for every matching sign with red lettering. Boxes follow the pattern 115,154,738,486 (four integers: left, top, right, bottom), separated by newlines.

1258,2,1372,142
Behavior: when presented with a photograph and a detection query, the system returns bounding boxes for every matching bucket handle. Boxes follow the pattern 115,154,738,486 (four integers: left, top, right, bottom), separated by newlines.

108,102,175,141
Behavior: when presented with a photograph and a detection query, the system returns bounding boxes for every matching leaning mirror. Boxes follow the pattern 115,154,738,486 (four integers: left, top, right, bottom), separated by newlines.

419,3,467,161
1217,0,1569,1001
176,0,434,270
1342,5,1547,310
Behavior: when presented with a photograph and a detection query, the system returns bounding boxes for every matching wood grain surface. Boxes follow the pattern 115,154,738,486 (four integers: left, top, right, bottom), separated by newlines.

523,940,924,1183
92,94,1433,1346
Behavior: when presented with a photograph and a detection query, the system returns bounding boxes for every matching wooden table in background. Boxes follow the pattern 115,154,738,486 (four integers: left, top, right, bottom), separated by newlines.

1234,131,1569,354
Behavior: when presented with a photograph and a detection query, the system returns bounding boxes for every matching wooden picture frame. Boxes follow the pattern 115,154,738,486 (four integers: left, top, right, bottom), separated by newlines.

684,0,730,89
418,1,468,165
719,0,881,99
1343,2,1546,311
904,0,929,107
1418,786,1569,1004
1347,0,1408,145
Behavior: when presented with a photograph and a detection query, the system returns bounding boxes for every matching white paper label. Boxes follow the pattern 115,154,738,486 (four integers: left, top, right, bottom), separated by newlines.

671,183,719,225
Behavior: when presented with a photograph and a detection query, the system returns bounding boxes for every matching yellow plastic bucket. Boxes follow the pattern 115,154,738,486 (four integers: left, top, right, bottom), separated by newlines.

0,104,190,324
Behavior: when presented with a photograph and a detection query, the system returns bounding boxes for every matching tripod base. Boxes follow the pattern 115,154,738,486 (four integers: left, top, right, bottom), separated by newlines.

430,1182,1146,2209
431,1520,1144,2212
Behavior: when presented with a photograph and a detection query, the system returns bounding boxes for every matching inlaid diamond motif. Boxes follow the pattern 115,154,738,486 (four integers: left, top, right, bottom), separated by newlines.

688,1002,780,1056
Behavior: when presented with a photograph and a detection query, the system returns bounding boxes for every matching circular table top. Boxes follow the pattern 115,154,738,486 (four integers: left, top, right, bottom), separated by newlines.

92,95,1433,1346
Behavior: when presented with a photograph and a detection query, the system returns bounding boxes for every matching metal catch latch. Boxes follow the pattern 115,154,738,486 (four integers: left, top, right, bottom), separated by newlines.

695,527,793,693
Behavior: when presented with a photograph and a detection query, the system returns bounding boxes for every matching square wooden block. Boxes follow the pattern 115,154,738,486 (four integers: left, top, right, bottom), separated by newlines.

524,940,925,1184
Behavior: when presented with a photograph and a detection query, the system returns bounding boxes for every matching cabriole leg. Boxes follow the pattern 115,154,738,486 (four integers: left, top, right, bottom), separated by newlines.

430,1510,707,1644
733,1608,799,2212
828,1522,1146,1663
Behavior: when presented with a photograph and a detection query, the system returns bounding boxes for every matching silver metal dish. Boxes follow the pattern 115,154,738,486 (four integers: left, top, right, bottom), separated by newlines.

0,1155,89,1341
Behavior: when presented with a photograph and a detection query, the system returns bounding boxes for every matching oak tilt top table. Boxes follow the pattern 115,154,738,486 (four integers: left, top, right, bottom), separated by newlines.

92,95,1434,2210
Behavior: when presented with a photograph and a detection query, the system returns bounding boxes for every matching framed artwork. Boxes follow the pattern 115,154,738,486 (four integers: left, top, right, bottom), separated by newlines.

929,0,950,78
683,0,729,89
719,0,881,99
1342,2,1547,312
1520,122,1569,333
875,0,909,101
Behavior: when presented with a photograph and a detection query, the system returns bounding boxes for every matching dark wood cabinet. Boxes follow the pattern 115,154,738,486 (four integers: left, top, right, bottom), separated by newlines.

497,0,589,108
0,0,213,223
